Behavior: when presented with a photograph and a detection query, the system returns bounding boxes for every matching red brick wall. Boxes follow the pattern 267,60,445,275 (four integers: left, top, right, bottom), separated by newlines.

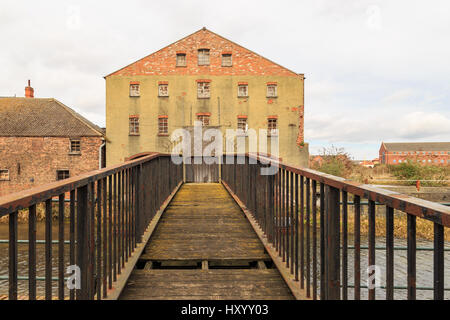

109,28,299,77
0,136,103,197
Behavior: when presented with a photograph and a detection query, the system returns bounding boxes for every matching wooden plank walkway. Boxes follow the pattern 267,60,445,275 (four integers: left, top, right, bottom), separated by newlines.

119,183,294,300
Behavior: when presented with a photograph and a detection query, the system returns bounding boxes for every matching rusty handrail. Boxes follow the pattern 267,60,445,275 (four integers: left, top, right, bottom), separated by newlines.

0,152,171,217
1,152,183,301
245,152,450,227
221,153,448,301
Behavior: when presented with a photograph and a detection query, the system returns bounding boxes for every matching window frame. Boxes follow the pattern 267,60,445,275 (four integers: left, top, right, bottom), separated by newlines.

197,114,210,127
129,83,140,97
158,116,168,135
238,84,248,98
197,49,210,66
158,83,169,97
267,83,278,98
56,170,70,181
237,117,248,135
221,53,232,67
0,169,9,181
69,139,81,154
197,81,211,99
267,117,278,136
129,115,140,136
176,53,187,67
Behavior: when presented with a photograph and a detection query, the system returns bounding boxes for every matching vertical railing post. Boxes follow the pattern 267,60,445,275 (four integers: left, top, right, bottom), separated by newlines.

325,185,340,300
76,185,89,300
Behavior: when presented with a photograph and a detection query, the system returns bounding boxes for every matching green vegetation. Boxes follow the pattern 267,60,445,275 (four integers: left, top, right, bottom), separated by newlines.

390,160,449,186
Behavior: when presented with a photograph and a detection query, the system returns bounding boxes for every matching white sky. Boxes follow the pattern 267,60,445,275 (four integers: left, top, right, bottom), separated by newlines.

1,0,449,160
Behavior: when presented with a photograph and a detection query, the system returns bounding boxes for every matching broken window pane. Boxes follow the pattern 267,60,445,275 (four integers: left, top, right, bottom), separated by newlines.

130,84,140,97
159,84,169,97
267,84,277,98
197,82,210,98
238,84,248,97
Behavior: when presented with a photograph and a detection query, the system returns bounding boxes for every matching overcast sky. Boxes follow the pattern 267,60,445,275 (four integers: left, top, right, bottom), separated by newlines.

1,0,449,160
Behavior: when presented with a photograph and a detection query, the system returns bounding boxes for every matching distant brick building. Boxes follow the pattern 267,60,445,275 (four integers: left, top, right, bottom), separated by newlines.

0,82,105,197
379,142,450,166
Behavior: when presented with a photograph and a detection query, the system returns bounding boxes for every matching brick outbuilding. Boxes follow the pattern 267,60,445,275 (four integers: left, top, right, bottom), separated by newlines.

0,82,105,196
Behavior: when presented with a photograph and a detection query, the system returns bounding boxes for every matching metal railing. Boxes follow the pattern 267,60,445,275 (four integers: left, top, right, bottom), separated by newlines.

0,153,183,300
221,153,449,300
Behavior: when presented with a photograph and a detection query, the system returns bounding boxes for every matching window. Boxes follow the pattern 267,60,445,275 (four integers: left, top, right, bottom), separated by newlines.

198,49,210,66
267,83,277,98
158,83,169,97
158,116,168,135
56,170,70,181
399,160,402,163
268,117,278,136
393,152,396,155
393,160,397,163
70,140,81,153
0,169,9,181
428,159,432,163
176,53,186,67
197,81,211,98
238,84,248,97
129,116,139,135
237,117,247,134
440,159,444,163
129,83,140,97
197,114,210,126
422,160,426,163
222,53,232,67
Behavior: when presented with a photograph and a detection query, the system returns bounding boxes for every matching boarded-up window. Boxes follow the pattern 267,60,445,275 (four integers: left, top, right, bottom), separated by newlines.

0,169,9,181
198,49,210,65
267,84,277,97
129,116,140,135
130,84,140,97
237,117,247,134
176,53,186,67
268,118,278,136
70,140,81,153
238,84,248,97
197,82,210,98
158,84,169,97
158,117,168,134
197,115,210,126
56,170,70,181
222,54,232,66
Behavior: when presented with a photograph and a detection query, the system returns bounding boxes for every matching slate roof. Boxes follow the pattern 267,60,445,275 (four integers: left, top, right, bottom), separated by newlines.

0,97,103,137
383,142,450,152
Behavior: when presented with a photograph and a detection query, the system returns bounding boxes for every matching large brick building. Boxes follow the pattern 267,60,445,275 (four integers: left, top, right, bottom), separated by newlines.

0,82,105,197
379,142,450,165
105,28,309,167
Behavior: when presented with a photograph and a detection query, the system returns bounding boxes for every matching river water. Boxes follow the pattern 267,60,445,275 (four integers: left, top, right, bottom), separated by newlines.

0,222,448,299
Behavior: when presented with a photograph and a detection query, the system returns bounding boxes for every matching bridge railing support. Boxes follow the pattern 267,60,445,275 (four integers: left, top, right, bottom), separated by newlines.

0,153,183,300
221,153,449,301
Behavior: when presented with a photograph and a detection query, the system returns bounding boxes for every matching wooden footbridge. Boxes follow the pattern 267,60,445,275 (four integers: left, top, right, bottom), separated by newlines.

0,153,448,300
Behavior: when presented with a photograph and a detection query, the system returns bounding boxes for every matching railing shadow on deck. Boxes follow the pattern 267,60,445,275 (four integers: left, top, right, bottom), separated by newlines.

0,153,183,300
221,153,449,300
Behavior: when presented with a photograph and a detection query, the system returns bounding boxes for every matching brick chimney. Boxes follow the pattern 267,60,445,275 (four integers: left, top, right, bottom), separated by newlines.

25,80,34,98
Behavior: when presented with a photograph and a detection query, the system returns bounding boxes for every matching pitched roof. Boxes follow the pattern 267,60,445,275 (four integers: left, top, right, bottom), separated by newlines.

0,97,104,137
382,142,450,152
105,27,301,78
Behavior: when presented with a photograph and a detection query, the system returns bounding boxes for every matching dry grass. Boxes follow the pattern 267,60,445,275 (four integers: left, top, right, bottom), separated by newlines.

345,213,450,241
